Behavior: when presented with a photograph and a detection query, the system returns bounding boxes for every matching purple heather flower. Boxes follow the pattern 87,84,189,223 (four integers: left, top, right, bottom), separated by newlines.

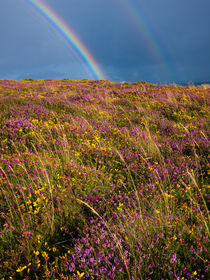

170,253,177,263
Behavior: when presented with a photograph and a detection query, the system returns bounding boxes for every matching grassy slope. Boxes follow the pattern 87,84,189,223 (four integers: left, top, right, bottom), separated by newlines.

0,79,209,279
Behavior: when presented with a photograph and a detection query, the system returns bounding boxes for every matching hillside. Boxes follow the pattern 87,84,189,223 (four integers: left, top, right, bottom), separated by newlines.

0,79,209,279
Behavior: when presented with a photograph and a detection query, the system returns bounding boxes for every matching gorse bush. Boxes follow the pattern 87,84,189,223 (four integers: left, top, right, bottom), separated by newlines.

0,79,209,279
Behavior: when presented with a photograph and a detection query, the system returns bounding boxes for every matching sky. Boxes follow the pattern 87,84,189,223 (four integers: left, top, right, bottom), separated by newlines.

0,0,210,83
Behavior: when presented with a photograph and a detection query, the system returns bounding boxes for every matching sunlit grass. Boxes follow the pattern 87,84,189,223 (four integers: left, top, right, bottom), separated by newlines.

0,79,209,279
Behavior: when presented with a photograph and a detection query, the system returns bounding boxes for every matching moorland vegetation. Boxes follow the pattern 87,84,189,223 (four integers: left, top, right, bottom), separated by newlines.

0,79,209,279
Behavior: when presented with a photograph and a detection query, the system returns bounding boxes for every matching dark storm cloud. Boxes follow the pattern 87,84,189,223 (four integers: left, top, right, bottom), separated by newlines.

0,0,210,83
15,69,67,80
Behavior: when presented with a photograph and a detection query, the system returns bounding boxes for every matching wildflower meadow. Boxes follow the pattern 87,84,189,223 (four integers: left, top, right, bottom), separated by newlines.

0,79,209,279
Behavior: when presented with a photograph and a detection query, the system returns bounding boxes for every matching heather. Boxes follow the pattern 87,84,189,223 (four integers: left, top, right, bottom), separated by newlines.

0,79,209,279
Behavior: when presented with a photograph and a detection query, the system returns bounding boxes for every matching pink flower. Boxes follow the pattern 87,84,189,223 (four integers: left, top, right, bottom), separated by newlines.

170,253,177,263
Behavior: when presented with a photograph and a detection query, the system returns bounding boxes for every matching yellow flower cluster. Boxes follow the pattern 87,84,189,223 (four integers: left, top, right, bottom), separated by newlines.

117,203,123,212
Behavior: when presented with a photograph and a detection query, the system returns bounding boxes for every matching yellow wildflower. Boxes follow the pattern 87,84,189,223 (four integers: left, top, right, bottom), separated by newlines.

16,265,27,272
77,271,85,278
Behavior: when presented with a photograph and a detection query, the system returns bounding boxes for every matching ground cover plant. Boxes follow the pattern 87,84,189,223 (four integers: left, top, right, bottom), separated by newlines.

0,79,209,279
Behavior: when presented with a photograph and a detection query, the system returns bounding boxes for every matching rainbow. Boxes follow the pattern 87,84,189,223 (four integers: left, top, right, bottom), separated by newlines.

120,0,178,81
25,0,106,80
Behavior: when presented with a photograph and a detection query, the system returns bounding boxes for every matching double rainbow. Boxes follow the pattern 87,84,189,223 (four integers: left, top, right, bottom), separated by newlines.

25,0,106,80
25,0,177,82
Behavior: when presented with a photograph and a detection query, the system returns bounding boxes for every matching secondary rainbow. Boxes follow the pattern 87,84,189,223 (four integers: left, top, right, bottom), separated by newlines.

25,0,106,80
120,0,178,81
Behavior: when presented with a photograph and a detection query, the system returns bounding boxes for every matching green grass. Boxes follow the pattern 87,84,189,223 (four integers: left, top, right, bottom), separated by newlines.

0,79,209,279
